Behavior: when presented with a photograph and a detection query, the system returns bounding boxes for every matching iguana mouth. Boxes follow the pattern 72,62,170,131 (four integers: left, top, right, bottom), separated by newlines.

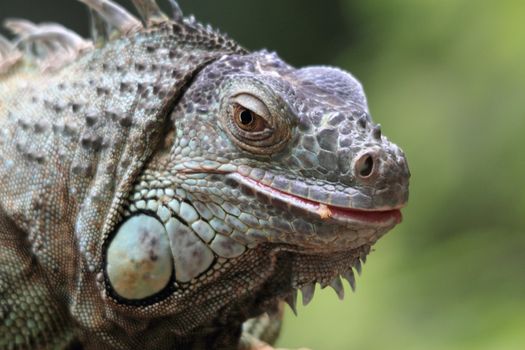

227,172,403,227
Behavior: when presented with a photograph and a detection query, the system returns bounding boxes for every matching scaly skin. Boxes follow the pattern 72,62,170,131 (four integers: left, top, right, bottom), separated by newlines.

0,1,409,349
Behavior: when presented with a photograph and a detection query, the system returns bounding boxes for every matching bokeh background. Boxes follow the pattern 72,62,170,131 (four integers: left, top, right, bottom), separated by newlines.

1,1,524,349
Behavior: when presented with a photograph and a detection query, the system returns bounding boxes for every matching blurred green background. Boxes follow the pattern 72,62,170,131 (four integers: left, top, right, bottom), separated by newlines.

2,1,524,349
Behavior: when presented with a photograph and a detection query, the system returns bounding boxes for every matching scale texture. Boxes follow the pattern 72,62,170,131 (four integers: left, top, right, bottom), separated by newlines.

0,1,410,349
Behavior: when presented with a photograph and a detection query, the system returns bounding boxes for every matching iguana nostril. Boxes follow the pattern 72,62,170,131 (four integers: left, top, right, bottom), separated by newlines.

372,124,382,140
355,153,375,179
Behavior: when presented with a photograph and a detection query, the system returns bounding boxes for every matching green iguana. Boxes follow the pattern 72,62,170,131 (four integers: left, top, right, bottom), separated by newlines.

0,1,410,349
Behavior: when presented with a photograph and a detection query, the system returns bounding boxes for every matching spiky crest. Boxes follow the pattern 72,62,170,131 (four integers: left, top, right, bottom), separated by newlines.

0,0,238,74
131,0,168,25
168,0,184,22
0,34,21,73
4,19,93,71
78,0,143,35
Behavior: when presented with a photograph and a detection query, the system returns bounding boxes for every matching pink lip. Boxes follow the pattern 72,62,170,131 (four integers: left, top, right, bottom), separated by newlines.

230,173,403,226
328,205,402,224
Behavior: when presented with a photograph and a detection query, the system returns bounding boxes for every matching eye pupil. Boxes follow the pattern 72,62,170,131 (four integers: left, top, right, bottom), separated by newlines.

239,110,253,125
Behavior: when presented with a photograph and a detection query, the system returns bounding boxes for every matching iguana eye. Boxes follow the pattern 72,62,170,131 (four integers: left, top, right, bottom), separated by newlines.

221,92,291,155
226,94,274,143
233,105,267,132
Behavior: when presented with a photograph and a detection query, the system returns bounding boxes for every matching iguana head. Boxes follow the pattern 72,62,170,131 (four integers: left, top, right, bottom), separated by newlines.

170,51,409,250
107,50,409,306
92,0,409,328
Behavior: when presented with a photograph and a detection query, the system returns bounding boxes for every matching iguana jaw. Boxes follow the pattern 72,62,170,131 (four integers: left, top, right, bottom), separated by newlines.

227,171,403,227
